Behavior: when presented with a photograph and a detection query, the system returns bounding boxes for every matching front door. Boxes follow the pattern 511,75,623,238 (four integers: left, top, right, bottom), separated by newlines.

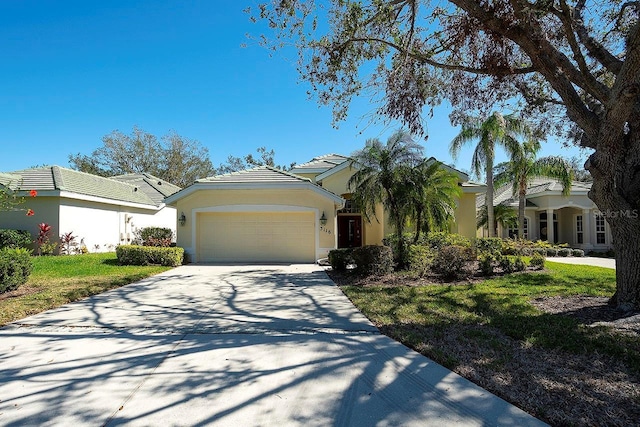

338,215,362,248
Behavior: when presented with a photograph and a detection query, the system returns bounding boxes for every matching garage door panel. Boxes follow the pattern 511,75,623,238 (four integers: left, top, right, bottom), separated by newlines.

197,212,315,263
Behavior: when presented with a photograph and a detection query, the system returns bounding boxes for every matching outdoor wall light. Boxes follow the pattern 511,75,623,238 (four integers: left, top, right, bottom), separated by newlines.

179,212,186,226
319,211,327,226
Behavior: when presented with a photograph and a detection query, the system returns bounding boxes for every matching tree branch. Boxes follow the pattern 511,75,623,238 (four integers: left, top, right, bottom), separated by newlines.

573,0,624,74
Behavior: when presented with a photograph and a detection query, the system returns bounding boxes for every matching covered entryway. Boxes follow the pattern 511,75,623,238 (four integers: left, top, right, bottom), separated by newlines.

197,211,315,263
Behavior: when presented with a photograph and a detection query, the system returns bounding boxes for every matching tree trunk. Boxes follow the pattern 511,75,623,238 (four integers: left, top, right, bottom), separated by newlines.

609,217,640,312
518,189,526,239
486,159,495,238
586,128,640,311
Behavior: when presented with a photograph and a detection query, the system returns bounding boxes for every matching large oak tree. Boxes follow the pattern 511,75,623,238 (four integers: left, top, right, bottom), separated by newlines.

252,0,640,311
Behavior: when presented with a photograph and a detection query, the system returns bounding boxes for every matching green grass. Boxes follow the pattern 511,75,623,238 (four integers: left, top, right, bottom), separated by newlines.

341,261,640,372
0,252,171,326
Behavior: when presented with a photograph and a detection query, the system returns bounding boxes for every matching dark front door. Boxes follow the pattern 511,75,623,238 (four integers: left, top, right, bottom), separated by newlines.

338,215,362,248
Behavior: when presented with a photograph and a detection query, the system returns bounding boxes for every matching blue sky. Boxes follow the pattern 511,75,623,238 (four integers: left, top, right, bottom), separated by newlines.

0,0,587,180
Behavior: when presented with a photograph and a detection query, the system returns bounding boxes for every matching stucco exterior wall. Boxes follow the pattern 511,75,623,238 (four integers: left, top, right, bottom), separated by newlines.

453,193,478,239
175,188,339,260
0,197,61,249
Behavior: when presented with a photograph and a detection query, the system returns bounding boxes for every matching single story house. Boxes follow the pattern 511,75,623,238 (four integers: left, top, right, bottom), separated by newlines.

0,166,180,252
478,177,613,251
166,154,485,263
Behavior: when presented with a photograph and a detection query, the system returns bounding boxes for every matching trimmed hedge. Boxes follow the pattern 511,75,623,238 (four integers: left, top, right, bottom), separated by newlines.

116,245,183,267
0,248,34,293
557,248,572,257
572,249,585,257
328,248,355,272
352,245,394,276
530,253,546,269
0,229,32,249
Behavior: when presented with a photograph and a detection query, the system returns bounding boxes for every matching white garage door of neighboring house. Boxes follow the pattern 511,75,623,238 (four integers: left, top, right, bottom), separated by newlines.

197,211,316,263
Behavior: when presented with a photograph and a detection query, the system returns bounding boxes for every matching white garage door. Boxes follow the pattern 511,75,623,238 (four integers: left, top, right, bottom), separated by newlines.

197,211,316,263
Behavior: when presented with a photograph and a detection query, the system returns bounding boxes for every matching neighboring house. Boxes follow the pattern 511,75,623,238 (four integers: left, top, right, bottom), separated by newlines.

166,154,485,263
0,166,181,252
478,177,613,250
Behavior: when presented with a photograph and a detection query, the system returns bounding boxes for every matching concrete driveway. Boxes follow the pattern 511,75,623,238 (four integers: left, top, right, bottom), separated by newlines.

0,264,546,426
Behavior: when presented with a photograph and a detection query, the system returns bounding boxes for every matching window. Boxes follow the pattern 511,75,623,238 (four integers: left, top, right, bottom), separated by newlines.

576,215,583,244
595,214,606,244
508,218,529,239
338,199,359,214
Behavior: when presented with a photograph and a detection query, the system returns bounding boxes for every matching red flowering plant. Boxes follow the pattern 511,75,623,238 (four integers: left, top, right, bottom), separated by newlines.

0,183,37,216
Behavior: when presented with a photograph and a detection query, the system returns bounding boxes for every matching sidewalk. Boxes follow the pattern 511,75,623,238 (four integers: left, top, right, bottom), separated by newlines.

546,256,615,269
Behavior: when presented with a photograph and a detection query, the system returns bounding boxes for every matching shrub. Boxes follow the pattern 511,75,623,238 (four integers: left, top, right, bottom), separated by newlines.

135,227,174,247
116,245,183,267
36,223,56,255
432,245,473,279
557,248,572,257
422,232,472,250
478,253,496,276
572,249,585,257
474,237,503,257
352,245,394,276
514,256,528,272
530,252,546,269
408,244,436,277
499,256,516,274
59,232,78,255
328,248,355,272
0,248,34,293
501,239,520,255
532,247,546,257
0,229,32,249
545,247,558,257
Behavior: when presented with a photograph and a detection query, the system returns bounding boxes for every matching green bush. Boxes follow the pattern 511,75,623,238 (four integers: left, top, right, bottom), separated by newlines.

328,248,355,272
478,253,496,276
0,248,34,293
116,245,183,267
557,248,572,257
474,237,503,256
532,247,547,257
135,227,174,247
432,245,474,279
0,229,32,249
572,249,585,257
499,255,516,274
530,252,546,269
421,232,472,251
546,247,559,257
514,256,528,272
408,244,436,277
352,245,394,276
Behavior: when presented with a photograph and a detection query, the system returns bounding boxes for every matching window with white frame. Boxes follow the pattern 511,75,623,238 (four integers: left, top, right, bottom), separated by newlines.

508,218,529,239
595,214,606,244
575,215,583,244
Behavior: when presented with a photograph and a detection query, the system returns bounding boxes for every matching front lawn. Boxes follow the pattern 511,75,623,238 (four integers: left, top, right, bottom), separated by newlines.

336,262,640,427
0,252,171,326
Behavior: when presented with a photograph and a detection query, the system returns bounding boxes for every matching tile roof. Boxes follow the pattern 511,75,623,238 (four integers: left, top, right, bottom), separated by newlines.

289,154,349,173
5,166,159,206
477,177,592,208
111,173,181,205
197,165,313,184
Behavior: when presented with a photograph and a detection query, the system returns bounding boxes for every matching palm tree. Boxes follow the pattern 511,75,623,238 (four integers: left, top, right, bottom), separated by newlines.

476,203,518,235
348,130,423,265
450,112,530,237
494,140,574,238
405,160,461,243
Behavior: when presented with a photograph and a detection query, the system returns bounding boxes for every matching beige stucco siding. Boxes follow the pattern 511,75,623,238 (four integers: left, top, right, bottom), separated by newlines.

453,193,478,239
175,188,338,261
320,167,356,196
